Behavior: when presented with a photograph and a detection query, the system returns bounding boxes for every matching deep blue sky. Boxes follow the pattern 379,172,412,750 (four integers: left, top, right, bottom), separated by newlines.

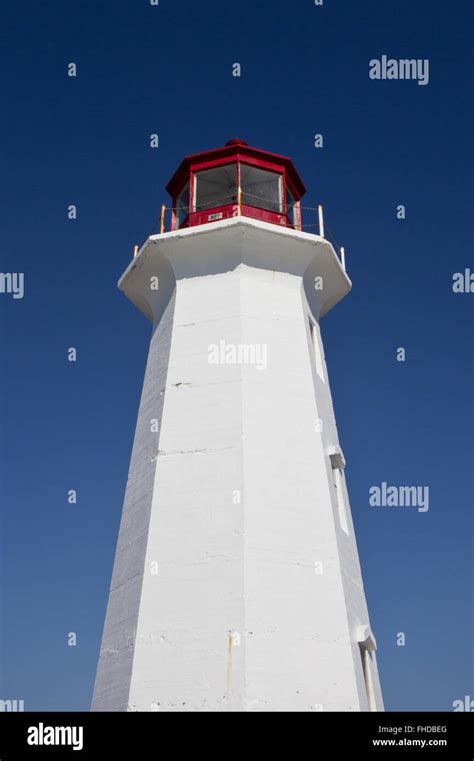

1,0,472,711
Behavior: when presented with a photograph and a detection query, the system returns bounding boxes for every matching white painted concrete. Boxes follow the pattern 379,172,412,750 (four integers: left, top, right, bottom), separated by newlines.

92,218,383,712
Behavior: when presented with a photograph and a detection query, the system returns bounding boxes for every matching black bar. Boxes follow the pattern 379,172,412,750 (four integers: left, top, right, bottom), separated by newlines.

0,712,472,758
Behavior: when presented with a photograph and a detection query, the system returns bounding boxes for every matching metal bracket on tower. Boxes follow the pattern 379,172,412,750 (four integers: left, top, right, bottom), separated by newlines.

356,625,377,652
328,444,346,470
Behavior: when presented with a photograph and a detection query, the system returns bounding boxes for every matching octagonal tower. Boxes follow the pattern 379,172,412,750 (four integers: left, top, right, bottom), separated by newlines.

92,139,384,713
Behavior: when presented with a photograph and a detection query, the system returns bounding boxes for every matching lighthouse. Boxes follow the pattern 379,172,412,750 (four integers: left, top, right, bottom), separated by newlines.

92,139,384,712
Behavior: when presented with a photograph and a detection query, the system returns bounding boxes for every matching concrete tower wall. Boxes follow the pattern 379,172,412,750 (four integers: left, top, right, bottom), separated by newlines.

92,219,383,712
91,296,175,711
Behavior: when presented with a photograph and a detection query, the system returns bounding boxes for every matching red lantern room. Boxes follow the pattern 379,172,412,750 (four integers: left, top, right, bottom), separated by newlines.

165,138,306,231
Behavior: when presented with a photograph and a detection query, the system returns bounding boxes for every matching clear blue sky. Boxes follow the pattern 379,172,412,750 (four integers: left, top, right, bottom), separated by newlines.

1,0,472,711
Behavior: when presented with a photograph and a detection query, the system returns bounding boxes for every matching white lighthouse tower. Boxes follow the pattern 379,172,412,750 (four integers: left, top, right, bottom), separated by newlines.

92,139,384,712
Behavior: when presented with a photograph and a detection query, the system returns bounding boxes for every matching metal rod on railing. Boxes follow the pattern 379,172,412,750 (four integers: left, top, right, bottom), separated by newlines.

318,204,325,238
160,204,166,234
340,246,346,271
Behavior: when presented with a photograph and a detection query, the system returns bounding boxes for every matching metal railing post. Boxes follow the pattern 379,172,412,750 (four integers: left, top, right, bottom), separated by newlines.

318,204,325,238
340,246,346,271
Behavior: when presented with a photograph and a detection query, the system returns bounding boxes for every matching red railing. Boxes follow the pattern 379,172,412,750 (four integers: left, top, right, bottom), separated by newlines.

132,198,347,271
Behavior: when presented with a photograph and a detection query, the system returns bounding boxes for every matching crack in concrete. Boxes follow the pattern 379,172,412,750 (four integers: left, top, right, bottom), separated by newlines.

157,445,236,456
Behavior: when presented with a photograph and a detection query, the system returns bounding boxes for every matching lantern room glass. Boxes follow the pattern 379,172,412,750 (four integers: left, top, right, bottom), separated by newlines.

240,164,282,213
285,185,296,224
176,182,190,226
192,162,285,216
194,164,238,211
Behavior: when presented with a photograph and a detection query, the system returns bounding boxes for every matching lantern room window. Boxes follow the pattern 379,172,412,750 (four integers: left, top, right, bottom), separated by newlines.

194,164,238,212
176,181,190,226
241,164,282,213
286,185,296,224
